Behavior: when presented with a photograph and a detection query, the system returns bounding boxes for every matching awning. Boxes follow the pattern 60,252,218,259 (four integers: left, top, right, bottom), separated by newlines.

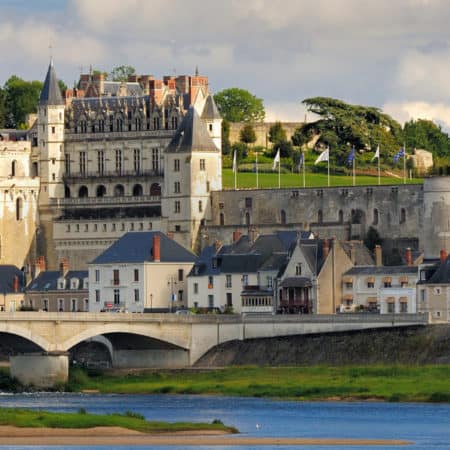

386,296,395,303
382,277,392,283
367,296,378,304
399,276,409,283
280,277,312,288
343,294,353,301
399,296,408,303
343,276,353,283
366,276,375,283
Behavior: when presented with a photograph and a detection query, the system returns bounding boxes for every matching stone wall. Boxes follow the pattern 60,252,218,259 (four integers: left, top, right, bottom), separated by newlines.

229,122,303,147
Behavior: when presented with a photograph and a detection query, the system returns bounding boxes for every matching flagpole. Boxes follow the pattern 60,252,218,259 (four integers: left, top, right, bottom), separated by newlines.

256,151,259,189
327,149,330,187
378,153,381,186
303,153,306,188
278,156,281,189
403,143,406,185
352,156,356,186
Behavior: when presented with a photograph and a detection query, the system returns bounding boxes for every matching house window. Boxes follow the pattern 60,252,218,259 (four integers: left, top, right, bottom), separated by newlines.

71,299,77,312
226,274,232,288
200,159,205,171
113,289,120,305
208,276,214,288
134,269,139,282
178,290,183,302
208,295,214,308
400,302,408,313
113,269,120,285
174,159,180,172
384,281,392,288
434,287,442,295
174,181,180,193
387,302,395,313
134,289,140,302
43,299,48,311
420,290,426,302
58,299,64,312
267,276,273,288
345,282,353,288
226,292,232,307
95,290,100,302
194,283,198,294
198,200,203,212
242,274,248,286
296,264,302,276
367,282,374,288
174,201,180,213
178,269,184,282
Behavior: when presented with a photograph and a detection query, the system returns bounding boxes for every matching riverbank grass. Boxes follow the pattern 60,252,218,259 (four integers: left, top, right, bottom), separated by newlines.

0,407,237,434
68,365,450,403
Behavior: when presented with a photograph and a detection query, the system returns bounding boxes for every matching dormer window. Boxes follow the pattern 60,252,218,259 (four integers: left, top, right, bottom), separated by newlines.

83,278,89,289
58,278,65,290
194,265,200,275
70,278,79,289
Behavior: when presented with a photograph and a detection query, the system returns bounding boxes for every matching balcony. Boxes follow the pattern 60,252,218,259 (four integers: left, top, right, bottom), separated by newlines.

65,129,174,142
50,195,161,208
63,169,164,182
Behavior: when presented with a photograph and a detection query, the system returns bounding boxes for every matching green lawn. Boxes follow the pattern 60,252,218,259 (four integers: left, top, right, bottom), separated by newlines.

67,365,450,403
0,406,237,433
222,169,423,189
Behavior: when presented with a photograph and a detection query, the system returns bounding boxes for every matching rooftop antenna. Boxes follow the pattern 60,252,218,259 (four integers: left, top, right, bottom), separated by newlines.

195,65,199,76
48,41,53,65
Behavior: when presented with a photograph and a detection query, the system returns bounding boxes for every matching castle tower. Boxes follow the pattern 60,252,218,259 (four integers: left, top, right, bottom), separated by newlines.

37,60,65,205
162,107,222,251
201,95,222,150
36,61,65,268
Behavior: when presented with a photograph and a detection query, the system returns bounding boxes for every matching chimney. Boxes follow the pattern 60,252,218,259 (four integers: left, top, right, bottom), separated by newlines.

34,256,46,278
375,245,382,267
59,258,69,276
405,248,413,266
232,230,242,243
440,249,447,263
12,276,19,293
322,239,329,259
153,234,161,262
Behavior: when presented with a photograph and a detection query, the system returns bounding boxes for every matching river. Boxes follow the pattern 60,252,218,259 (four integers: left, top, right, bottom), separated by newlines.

0,393,448,449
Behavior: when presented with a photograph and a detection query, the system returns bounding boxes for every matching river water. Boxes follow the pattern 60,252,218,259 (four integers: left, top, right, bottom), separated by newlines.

0,393,448,449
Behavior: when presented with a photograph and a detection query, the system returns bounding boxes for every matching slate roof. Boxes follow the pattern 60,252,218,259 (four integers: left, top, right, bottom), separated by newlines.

344,266,418,276
201,95,221,120
340,241,375,266
39,61,64,106
280,277,313,288
0,265,25,294
426,256,450,284
91,232,196,264
102,81,143,97
300,240,326,275
27,270,88,292
165,107,218,153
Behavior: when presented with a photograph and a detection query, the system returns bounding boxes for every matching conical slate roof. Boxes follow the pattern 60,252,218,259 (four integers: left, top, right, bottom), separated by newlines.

428,255,450,284
201,95,221,120
39,61,64,106
166,107,218,153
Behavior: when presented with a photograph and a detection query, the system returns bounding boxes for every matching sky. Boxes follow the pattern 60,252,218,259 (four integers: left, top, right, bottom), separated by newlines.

2,0,450,127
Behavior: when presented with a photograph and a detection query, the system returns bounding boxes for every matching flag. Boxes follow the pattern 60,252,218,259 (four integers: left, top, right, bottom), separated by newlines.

272,149,280,171
347,147,356,166
314,147,329,165
372,145,380,162
297,152,304,172
393,147,405,163
232,151,237,173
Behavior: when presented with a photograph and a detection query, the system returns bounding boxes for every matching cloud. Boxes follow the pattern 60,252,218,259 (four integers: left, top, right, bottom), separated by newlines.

384,101,450,129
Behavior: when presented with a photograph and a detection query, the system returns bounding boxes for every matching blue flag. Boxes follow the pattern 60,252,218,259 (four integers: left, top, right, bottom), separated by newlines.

393,147,405,163
297,152,304,172
347,147,356,166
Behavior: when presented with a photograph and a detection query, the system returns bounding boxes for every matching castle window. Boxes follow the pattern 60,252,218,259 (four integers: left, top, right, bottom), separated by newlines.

150,183,161,196
200,159,206,171
209,123,213,132
400,208,406,224
153,117,160,129
52,158,55,165
174,159,180,172
338,209,343,223
11,160,16,177
199,200,203,212
245,197,252,208
318,209,323,224
16,198,23,221
78,186,88,198
79,151,86,175
64,185,71,198
51,126,55,134
174,201,181,213
373,208,379,225
132,184,143,196
33,162,39,177
52,173,55,180
280,209,286,225
95,290,100,302
97,151,104,175
98,119,105,132
206,181,210,192
133,149,141,174
174,181,180,193
116,118,123,132
245,212,251,226
134,289,140,302
115,149,122,174
220,213,225,226
152,148,159,172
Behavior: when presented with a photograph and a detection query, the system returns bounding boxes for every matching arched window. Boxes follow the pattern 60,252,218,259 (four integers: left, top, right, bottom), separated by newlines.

219,213,225,226
280,209,286,225
11,160,16,177
373,208,379,225
114,184,124,197
96,185,106,197
150,183,161,196
245,212,251,226
78,186,88,198
132,184,143,196
338,210,343,224
400,208,406,224
32,162,38,177
16,198,22,220
64,185,71,198
317,209,323,224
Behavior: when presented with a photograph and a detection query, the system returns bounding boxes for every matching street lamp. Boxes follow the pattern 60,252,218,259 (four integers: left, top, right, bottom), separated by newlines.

150,293,153,312
167,277,177,313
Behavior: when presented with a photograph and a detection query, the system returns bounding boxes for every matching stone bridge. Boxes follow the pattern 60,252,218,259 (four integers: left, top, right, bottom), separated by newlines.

0,312,429,387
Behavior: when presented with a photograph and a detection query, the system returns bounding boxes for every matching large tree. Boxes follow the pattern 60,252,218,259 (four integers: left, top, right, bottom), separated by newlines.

0,87,6,128
404,119,450,157
3,76,43,128
214,88,265,122
239,123,257,145
109,65,136,82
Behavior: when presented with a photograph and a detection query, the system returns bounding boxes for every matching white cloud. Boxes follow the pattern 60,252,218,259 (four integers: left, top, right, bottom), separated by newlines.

384,101,450,129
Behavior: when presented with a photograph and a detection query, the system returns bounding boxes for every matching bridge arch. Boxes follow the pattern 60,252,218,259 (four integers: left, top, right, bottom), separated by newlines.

0,323,51,352
60,323,190,353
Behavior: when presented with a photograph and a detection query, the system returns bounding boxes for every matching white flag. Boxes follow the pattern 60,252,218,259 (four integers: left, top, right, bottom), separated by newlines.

232,151,237,173
372,145,380,162
314,147,329,165
272,149,280,171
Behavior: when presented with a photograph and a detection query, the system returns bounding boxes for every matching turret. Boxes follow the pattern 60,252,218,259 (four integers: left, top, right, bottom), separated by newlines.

37,60,65,204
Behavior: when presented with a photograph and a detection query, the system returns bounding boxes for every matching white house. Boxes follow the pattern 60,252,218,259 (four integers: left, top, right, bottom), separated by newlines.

89,231,196,312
